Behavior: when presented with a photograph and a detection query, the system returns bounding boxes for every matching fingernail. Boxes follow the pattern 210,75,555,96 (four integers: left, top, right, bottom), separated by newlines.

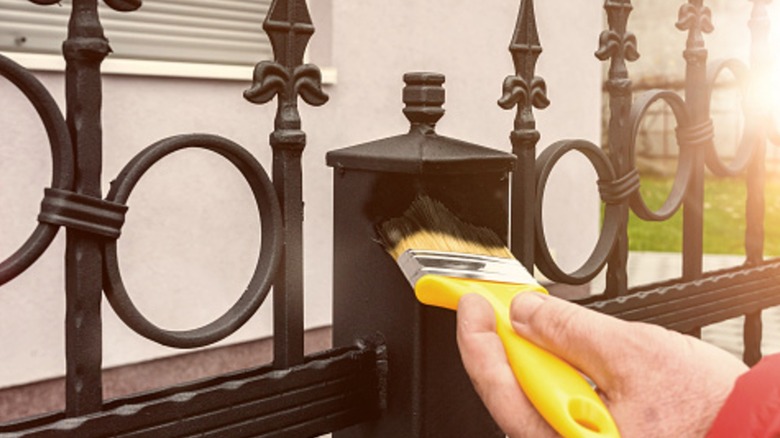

511,292,548,326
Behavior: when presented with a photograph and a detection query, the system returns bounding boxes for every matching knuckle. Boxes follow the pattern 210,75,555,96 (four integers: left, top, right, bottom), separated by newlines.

530,300,581,340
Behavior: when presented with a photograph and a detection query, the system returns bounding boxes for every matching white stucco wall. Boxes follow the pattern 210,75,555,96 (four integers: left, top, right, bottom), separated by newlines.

0,0,602,388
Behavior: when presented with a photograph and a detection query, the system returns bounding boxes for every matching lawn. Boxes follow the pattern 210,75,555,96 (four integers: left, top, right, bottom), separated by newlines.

627,175,780,256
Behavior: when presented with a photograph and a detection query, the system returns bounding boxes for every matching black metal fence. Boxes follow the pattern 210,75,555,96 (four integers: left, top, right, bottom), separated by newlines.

0,0,778,436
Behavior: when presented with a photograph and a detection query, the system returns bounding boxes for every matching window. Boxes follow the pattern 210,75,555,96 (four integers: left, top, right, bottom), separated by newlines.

0,0,277,80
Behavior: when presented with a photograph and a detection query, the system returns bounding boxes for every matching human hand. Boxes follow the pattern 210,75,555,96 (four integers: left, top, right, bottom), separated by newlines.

456,292,748,437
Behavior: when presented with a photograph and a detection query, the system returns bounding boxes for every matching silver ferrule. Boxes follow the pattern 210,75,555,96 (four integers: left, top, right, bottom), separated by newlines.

396,249,539,287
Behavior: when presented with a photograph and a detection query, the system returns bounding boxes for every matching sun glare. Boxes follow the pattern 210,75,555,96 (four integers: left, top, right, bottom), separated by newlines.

768,4,780,120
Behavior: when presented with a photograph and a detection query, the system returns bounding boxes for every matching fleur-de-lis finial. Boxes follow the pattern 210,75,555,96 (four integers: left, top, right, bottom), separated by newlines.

244,62,328,106
499,0,549,113
676,1,714,34
676,0,712,67
595,30,639,62
676,0,713,54
595,0,640,63
244,0,327,109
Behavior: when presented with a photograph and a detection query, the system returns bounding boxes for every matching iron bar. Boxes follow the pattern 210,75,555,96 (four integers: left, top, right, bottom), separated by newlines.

245,0,328,369
62,0,110,416
0,346,384,438
744,310,763,366
677,0,712,282
745,0,770,265
597,0,640,297
500,0,549,271
743,0,772,365
585,258,780,333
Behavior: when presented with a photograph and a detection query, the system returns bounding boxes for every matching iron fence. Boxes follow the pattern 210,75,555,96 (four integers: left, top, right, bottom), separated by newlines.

0,0,778,436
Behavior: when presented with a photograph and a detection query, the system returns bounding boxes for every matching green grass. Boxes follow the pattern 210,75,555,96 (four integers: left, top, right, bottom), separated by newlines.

627,175,780,255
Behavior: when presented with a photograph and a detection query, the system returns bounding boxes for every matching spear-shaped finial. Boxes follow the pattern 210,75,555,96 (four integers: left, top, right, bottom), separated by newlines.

499,0,549,115
509,0,542,77
264,0,315,69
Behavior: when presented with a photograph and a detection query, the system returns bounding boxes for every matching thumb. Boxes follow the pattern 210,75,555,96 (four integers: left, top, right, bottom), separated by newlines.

509,292,628,389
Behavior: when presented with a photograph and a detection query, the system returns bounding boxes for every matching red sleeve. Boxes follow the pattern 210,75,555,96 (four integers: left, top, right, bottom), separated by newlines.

706,353,780,437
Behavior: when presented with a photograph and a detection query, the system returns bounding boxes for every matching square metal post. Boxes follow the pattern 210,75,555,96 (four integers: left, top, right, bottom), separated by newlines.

328,73,514,437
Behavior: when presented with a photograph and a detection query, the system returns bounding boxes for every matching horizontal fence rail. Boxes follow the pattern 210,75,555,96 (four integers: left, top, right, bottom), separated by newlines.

585,259,780,332
0,346,384,438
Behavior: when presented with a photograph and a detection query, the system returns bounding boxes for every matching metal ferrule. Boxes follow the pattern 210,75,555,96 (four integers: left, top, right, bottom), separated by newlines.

396,249,539,287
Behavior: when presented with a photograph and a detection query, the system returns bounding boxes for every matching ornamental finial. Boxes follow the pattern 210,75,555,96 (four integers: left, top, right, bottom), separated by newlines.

500,0,549,116
264,0,315,68
402,72,445,130
509,0,542,78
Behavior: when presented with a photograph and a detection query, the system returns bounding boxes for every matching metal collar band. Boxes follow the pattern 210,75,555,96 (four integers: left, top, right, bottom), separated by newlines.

397,249,539,287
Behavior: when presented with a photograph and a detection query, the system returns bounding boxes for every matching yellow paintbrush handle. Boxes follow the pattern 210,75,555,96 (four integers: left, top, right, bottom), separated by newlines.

415,275,620,438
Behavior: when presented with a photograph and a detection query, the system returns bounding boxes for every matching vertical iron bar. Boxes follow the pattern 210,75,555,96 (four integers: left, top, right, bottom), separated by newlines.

248,0,328,368
676,0,714,339
744,310,763,366
597,0,639,296
501,0,549,271
677,0,712,281
271,145,305,368
745,0,769,265
63,0,110,416
743,0,771,365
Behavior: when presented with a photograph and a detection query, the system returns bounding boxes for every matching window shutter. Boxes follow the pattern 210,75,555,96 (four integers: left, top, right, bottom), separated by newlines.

0,0,273,66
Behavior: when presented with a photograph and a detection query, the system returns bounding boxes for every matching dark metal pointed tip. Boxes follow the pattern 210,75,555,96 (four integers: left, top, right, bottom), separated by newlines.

266,0,313,26
264,0,315,67
510,0,541,52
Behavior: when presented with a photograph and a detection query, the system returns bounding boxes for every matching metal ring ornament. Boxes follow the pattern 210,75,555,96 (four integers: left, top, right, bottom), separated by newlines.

626,89,693,222
534,139,620,284
704,58,755,177
0,54,74,285
103,134,282,348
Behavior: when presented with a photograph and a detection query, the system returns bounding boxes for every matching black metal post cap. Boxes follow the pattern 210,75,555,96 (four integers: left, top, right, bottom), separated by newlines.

403,72,445,129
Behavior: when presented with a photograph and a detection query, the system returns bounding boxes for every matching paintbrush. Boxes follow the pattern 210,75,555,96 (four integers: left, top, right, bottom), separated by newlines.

377,195,619,438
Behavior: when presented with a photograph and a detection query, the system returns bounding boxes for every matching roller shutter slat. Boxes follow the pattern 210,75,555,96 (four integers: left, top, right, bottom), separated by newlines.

0,0,272,66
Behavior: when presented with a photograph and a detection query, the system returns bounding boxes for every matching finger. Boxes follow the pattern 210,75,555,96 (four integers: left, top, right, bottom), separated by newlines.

457,293,553,437
509,292,630,389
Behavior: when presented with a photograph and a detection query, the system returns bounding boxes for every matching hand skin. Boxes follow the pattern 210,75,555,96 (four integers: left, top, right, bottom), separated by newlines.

456,292,749,438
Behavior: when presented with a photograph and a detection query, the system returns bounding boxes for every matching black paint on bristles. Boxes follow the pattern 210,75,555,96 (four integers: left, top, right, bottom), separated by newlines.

376,195,513,260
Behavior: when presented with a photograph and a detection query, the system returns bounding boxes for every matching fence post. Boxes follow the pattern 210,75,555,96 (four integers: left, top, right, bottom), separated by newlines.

62,0,111,416
328,73,513,437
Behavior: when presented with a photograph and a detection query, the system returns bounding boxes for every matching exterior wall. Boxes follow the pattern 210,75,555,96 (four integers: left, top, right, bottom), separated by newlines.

0,0,602,389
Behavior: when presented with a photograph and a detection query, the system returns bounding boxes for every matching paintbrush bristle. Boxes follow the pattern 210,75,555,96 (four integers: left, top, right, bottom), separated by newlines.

377,196,514,260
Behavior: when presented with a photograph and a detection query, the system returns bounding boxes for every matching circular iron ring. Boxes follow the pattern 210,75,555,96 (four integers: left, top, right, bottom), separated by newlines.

704,58,755,177
534,139,620,284
626,89,693,222
103,134,282,348
0,54,74,285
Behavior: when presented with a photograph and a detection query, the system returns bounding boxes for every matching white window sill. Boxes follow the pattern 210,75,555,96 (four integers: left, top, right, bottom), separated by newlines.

1,52,337,85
